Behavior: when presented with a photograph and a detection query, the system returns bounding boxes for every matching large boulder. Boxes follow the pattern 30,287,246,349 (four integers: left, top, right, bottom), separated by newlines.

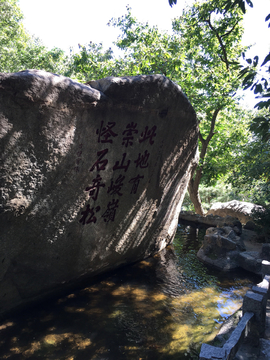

207,200,264,224
0,70,198,315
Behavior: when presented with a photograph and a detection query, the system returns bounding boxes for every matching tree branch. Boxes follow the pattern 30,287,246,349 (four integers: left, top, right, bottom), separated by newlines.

221,21,239,39
200,107,221,160
206,16,230,71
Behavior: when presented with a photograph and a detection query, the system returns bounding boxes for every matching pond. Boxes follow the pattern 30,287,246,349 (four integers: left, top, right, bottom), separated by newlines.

0,222,260,360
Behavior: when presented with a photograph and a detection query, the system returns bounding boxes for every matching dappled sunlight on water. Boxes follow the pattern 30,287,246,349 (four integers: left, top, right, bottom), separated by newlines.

0,223,259,360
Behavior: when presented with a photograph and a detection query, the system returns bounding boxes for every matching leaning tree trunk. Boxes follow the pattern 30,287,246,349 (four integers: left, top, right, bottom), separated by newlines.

188,167,204,215
188,107,222,215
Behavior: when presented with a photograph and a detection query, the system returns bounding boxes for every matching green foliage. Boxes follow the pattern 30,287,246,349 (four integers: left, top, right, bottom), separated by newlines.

172,0,245,113
239,51,270,113
199,107,251,185
21,40,69,74
169,0,254,13
0,0,29,71
168,0,270,216
228,135,270,205
66,42,119,82
251,205,270,237
107,2,250,214
182,181,245,212
250,113,270,142
224,0,253,14
108,7,183,79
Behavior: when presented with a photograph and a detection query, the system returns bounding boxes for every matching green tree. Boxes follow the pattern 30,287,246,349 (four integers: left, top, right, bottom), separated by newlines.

0,0,29,71
108,7,183,79
107,3,248,214
65,42,119,82
171,0,245,214
221,0,270,207
170,0,270,145
200,106,251,186
19,38,69,75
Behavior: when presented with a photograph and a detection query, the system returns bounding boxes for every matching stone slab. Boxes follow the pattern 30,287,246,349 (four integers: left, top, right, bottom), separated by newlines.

223,312,254,360
199,343,225,360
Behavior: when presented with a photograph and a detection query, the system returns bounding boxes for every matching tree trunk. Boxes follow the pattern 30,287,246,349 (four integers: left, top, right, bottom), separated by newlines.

188,107,222,215
188,169,204,216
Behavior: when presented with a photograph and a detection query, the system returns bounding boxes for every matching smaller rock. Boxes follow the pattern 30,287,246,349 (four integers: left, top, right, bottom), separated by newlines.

197,226,244,271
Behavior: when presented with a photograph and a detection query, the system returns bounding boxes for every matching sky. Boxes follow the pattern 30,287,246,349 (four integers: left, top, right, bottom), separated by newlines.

19,0,188,52
19,0,270,108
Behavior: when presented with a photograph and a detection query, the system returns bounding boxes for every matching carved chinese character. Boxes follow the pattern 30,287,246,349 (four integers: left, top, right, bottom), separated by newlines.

134,150,150,168
129,174,144,194
90,148,109,172
139,125,157,145
79,204,101,225
102,199,119,223
122,122,138,147
113,153,130,172
85,174,105,201
96,121,118,143
107,174,125,196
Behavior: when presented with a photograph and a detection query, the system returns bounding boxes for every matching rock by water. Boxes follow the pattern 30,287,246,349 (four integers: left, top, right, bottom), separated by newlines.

207,200,264,224
0,70,198,316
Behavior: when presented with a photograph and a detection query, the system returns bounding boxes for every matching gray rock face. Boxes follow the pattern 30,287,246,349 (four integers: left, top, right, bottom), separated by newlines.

0,70,198,316
238,252,262,274
197,226,245,271
207,200,264,224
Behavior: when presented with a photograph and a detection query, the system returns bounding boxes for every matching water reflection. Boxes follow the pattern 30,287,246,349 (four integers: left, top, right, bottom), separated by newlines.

0,223,258,360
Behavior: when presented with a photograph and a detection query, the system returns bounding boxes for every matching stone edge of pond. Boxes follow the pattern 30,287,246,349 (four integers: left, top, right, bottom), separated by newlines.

199,274,270,360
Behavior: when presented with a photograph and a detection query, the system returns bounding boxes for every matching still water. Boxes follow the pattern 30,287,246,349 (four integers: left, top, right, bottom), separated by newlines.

0,223,259,360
